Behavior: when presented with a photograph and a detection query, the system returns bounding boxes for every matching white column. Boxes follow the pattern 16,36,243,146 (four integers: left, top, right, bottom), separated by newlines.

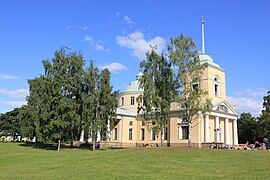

97,132,101,142
225,118,230,145
107,120,111,141
204,114,210,142
215,116,220,142
178,126,182,140
119,119,123,142
79,129,84,142
233,119,238,145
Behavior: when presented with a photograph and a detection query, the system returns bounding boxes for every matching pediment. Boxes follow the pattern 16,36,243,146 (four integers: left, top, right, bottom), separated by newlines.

212,100,238,116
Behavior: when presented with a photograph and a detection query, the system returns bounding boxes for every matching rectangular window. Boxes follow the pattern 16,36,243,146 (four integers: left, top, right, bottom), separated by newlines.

114,128,117,140
182,126,189,139
140,128,145,141
164,127,168,140
151,130,156,141
214,84,220,96
121,97,124,106
131,96,135,105
129,128,133,140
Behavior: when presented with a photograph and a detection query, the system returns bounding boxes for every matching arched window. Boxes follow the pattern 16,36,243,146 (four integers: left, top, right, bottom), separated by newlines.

192,76,199,91
214,76,220,96
217,105,228,113
129,121,133,126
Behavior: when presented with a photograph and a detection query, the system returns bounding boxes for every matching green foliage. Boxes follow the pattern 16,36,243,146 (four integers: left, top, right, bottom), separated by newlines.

97,68,117,141
18,105,35,139
138,35,212,147
168,34,212,117
82,60,99,145
0,108,21,139
25,48,117,150
169,34,212,147
138,46,174,146
257,91,270,140
237,112,257,143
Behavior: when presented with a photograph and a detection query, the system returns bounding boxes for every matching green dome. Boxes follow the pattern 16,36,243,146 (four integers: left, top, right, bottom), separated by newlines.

199,54,223,70
123,71,143,93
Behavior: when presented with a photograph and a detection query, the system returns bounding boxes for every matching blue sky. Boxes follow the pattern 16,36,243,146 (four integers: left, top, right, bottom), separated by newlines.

0,0,269,117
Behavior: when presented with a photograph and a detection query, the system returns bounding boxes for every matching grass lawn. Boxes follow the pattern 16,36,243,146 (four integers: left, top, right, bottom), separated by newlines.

0,142,269,179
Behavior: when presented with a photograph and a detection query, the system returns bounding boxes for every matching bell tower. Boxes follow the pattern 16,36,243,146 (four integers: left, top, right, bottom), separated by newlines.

199,17,227,102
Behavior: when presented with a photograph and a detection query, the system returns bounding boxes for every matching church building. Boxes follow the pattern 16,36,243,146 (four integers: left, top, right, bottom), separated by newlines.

103,18,239,148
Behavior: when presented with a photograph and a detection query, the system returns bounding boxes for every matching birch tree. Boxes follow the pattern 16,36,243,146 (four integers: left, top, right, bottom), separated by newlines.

137,47,174,146
168,34,212,148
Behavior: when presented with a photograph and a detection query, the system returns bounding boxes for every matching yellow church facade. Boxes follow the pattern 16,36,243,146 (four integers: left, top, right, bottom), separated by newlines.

102,19,238,148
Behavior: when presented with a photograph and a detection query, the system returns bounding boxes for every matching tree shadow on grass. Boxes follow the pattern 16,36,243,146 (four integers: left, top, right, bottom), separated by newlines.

18,142,103,151
107,147,125,150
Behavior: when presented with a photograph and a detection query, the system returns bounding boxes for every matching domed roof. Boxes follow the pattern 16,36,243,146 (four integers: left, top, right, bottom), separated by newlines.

123,71,143,93
199,54,222,69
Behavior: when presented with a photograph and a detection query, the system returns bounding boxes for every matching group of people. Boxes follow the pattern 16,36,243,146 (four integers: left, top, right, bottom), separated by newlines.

209,137,269,150
245,138,269,150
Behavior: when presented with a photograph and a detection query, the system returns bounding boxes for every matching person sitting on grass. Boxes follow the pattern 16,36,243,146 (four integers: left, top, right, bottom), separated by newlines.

244,141,252,150
210,142,218,149
252,141,261,150
263,137,269,150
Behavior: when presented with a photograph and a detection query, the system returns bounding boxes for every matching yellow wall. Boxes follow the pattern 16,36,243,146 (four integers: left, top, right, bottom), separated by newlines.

201,66,227,101
118,93,141,112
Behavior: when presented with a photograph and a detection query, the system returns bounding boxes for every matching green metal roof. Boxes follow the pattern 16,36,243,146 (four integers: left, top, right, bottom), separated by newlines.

123,71,143,93
116,107,137,116
199,54,224,72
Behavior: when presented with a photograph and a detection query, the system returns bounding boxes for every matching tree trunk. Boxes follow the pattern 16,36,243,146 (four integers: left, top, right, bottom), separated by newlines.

71,131,74,147
188,121,192,148
160,130,163,147
92,131,96,151
57,139,61,151
35,136,38,148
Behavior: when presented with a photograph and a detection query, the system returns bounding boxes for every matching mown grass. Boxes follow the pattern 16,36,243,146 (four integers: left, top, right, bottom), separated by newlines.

0,142,269,179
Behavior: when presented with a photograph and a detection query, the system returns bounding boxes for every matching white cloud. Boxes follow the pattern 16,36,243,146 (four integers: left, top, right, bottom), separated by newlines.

99,62,127,74
83,26,89,31
0,74,18,80
116,30,165,59
67,25,89,32
234,88,267,97
0,89,29,98
82,35,94,44
0,100,27,108
96,44,105,51
96,43,110,52
123,16,133,25
82,35,110,52
66,25,79,32
228,88,268,117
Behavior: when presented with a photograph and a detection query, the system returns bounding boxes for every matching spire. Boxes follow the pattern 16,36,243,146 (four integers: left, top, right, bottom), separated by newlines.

201,16,205,54
136,68,143,80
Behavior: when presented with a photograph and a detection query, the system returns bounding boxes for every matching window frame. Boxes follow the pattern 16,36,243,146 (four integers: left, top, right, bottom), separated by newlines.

121,97,124,106
113,128,117,140
213,76,220,96
140,128,145,141
131,96,135,105
128,128,133,140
